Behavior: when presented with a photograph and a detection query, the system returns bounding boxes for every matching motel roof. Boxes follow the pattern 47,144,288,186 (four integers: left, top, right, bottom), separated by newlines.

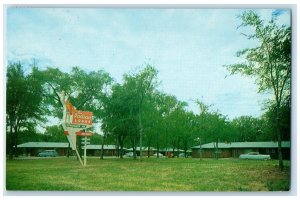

17,142,69,148
191,141,291,149
17,142,125,150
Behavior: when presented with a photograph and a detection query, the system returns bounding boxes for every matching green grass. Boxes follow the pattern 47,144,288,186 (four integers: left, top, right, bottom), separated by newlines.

6,157,290,191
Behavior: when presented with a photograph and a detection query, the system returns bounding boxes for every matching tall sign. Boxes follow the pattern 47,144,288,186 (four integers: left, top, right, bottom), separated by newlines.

59,92,93,166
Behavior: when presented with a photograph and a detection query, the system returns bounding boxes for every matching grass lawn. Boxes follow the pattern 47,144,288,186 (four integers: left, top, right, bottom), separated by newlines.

6,157,290,192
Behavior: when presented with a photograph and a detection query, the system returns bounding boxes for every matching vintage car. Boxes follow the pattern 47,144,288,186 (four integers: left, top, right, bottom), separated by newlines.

124,152,136,157
152,153,165,158
239,152,271,160
38,150,58,157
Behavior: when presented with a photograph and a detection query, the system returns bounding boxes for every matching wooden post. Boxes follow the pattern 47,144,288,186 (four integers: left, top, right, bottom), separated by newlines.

84,136,87,167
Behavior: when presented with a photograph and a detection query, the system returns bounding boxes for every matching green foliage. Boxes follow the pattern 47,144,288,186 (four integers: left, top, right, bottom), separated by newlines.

6,63,46,126
227,10,291,96
6,62,46,158
43,125,67,142
100,65,159,158
36,67,71,118
100,82,136,155
263,96,291,141
36,66,112,120
231,116,265,142
195,101,231,144
69,67,112,113
89,133,102,145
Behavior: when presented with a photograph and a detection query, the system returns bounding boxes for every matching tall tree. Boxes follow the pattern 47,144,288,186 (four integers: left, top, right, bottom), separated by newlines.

6,62,45,159
226,11,291,170
195,101,230,159
153,93,179,157
122,65,159,158
101,83,135,159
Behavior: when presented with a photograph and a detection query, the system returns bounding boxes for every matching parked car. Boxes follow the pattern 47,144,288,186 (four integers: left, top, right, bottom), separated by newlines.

239,152,271,160
38,150,58,157
153,153,165,158
124,152,134,157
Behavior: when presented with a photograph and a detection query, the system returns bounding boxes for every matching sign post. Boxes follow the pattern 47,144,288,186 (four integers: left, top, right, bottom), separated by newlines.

84,136,87,166
59,91,93,167
80,136,90,166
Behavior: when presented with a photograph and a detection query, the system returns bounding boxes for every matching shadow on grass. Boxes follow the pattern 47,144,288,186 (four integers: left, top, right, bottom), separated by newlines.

267,180,290,191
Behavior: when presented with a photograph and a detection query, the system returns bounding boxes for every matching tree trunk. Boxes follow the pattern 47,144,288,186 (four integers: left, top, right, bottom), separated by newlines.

14,126,19,157
147,145,150,158
139,112,143,159
172,141,175,157
133,146,137,159
114,137,118,157
176,140,180,158
156,142,159,158
199,138,202,160
9,119,14,160
120,138,124,159
276,106,284,171
215,139,219,160
67,142,70,158
184,141,187,158
100,135,105,160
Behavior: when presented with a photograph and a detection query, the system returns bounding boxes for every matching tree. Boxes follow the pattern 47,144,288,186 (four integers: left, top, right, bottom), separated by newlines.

100,83,134,159
231,116,264,142
205,112,228,159
122,65,159,159
6,62,45,159
226,11,291,170
195,101,231,159
151,93,179,157
179,111,197,158
141,92,162,158
43,125,68,142
263,95,291,142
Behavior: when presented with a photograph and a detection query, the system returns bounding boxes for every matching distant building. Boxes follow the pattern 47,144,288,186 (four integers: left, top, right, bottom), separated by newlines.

17,142,70,156
17,142,124,157
125,147,157,157
191,141,291,159
159,148,185,157
85,145,125,156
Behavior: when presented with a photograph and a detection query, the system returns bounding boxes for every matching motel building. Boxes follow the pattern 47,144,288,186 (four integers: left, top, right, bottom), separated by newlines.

17,142,124,157
191,141,291,160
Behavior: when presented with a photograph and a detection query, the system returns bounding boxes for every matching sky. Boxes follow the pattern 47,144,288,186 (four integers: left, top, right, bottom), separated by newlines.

5,7,291,120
